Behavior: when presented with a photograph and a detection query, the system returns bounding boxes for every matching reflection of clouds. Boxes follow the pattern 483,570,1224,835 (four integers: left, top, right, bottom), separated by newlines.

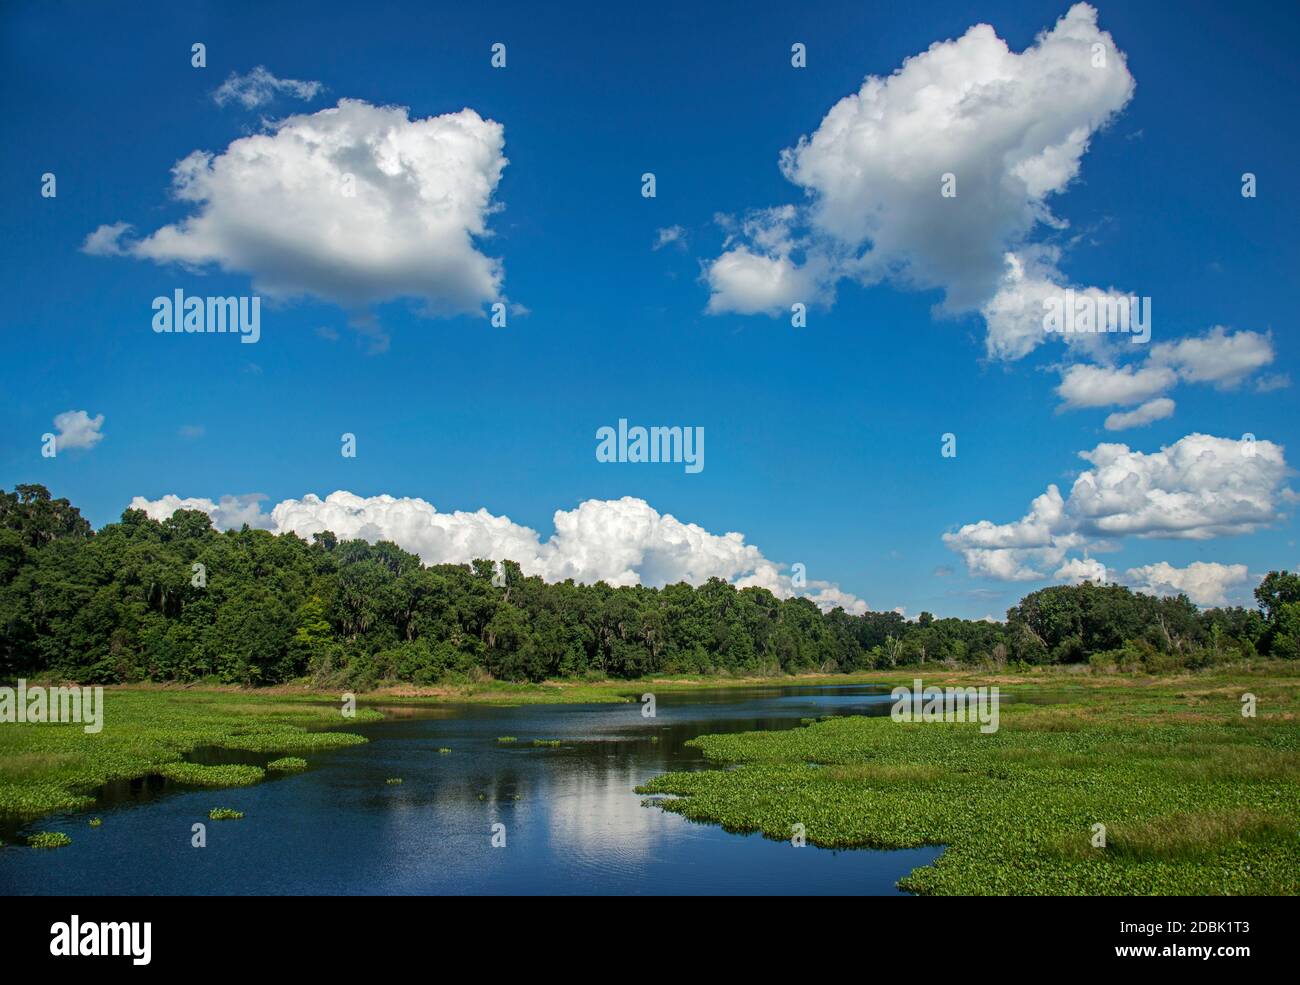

542,761,675,876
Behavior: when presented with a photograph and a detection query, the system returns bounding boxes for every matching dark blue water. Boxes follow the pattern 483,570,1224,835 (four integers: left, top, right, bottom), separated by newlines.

0,685,943,895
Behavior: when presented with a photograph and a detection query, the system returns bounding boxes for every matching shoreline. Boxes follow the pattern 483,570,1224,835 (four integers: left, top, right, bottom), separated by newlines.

24,657,1291,705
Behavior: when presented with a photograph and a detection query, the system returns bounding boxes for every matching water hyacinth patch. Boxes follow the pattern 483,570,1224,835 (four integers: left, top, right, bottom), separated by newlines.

158,763,265,787
385,777,403,785
0,690,373,820
28,831,72,849
496,737,517,743
266,757,308,772
218,731,368,753
88,817,102,827
530,739,562,748
638,672,1300,895
208,808,243,820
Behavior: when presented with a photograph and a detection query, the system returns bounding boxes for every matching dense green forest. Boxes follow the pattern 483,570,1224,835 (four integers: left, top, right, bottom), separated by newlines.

1,485,1296,686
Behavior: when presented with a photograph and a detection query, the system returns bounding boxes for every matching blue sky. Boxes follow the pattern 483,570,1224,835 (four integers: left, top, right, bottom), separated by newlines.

2,0,1297,618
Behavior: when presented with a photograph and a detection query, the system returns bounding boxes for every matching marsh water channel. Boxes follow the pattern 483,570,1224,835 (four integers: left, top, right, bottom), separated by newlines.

1,683,962,894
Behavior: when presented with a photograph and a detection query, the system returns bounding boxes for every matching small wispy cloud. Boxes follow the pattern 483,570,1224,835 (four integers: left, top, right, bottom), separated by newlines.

212,66,323,109
652,225,686,251
1255,373,1291,393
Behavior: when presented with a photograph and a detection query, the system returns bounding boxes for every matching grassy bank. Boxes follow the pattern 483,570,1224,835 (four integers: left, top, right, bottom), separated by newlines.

0,690,374,819
638,662,1300,894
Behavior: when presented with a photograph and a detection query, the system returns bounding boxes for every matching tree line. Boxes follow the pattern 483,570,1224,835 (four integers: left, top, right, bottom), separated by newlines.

2,485,1296,686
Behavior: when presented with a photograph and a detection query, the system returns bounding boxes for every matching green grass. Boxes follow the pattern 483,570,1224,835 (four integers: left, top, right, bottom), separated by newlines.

208,807,243,820
638,666,1300,895
266,757,307,772
27,831,72,848
0,689,372,818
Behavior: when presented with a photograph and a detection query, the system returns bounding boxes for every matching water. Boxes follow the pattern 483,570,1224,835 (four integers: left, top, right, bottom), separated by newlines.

0,684,945,895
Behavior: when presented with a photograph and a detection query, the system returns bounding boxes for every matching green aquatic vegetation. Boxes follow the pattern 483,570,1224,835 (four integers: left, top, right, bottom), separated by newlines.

438,747,452,754
266,757,308,772
28,831,72,848
158,762,265,787
496,737,517,743
218,731,368,753
530,739,562,747
88,817,102,827
0,689,371,819
385,777,403,785
638,670,1300,895
208,808,243,820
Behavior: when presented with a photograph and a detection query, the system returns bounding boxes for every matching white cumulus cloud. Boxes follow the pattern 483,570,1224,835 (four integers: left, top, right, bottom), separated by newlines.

1123,560,1250,607
1150,326,1276,389
1056,363,1177,409
1057,327,1278,427
130,493,271,530
51,410,105,452
83,99,509,341
945,433,1292,581
1054,556,1109,585
128,491,868,614
703,2,1135,360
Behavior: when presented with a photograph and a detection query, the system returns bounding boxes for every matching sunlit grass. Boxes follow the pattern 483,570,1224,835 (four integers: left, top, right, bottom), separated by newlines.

1049,809,1295,861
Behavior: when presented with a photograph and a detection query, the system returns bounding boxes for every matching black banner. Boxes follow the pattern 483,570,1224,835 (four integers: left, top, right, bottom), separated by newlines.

3,895,1282,972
